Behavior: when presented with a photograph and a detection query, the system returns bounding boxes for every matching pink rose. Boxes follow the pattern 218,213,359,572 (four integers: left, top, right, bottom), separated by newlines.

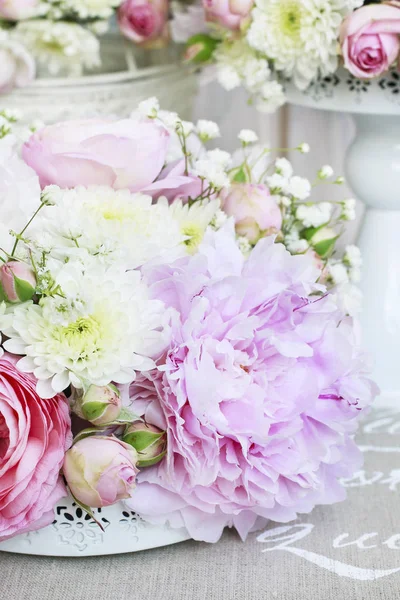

0,0,40,20
118,0,169,46
203,0,253,31
63,436,139,508
221,183,282,243
340,4,400,79
22,118,170,191
0,39,35,94
0,354,72,541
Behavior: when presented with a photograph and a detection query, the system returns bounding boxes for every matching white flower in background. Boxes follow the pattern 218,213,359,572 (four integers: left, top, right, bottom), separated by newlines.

285,176,311,200
285,229,309,254
335,282,363,316
298,142,310,154
138,97,160,118
243,58,271,93
0,266,170,399
31,186,185,269
275,157,293,179
256,80,286,113
266,172,288,191
318,165,334,179
12,21,100,76
48,0,121,19
211,209,228,229
344,245,362,268
247,0,356,90
342,198,356,221
194,158,230,189
170,199,220,254
238,129,258,144
196,120,220,141
0,135,41,255
296,202,332,227
214,39,271,96
217,65,241,91
327,261,349,285
207,149,231,169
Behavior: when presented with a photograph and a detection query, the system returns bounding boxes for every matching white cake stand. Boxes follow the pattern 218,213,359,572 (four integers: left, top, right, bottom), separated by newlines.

286,68,400,402
0,35,197,122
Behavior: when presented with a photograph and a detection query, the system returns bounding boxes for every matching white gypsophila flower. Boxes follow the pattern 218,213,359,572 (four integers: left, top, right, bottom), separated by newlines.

266,172,288,191
170,199,220,254
0,265,170,399
211,209,228,229
138,97,160,118
243,58,271,93
327,261,349,285
284,229,309,254
196,120,221,141
194,159,230,189
207,149,232,169
46,0,121,19
256,80,286,113
217,65,242,91
214,39,271,95
342,198,357,221
296,202,332,227
298,142,310,154
285,176,311,200
275,157,293,179
344,244,362,268
170,2,208,43
0,135,41,255
334,282,363,316
12,20,100,77
237,235,252,255
31,186,186,269
231,144,271,183
247,0,356,90
318,164,334,179
238,129,258,144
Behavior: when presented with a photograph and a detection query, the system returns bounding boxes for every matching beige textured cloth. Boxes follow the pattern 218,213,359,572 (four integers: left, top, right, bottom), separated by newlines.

2,405,400,600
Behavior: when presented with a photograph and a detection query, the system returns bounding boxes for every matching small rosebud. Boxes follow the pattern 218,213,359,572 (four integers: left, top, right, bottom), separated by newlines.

0,261,36,304
123,420,167,467
80,384,122,426
185,34,218,64
308,226,338,258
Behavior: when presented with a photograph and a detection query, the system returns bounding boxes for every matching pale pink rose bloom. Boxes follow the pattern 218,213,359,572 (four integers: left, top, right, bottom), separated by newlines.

0,0,40,20
22,118,170,191
118,0,169,46
0,39,35,94
203,0,253,31
0,354,72,541
221,183,282,243
63,436,138,508
340,4,400,79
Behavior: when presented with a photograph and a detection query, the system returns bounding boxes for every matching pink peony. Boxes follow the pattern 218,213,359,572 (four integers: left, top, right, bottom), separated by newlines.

0,0,40,20
0,38,35,94
203,0,253,30
127,226,377,543
0,354,72,541
63,436,138,508
22,118,170,191
340,4,400,79
221,183,282,243
118,0,169,46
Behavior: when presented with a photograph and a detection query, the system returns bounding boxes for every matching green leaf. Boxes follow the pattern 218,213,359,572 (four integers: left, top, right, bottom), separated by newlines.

185,34,219,64
0,283,6,303
232,168,247,183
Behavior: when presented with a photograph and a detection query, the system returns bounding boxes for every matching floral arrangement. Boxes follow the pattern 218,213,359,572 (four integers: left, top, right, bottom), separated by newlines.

182,0,400,111
0,0,172,92
0,100,377,543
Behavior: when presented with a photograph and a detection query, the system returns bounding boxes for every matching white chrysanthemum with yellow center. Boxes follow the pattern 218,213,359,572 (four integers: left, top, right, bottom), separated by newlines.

170,199,220,254
33,186,186,268
247,0,357,89
0,266,169,398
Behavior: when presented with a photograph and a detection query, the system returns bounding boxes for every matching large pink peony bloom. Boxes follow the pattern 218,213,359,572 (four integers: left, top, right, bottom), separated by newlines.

127,226,377,543
0,354,72,540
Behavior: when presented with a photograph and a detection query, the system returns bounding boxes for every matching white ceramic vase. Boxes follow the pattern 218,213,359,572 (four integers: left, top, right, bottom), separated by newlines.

286,68,400,402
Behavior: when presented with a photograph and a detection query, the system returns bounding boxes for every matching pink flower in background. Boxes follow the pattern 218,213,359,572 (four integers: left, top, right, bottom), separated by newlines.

203,0,253,31
0,354,71,541
118,0,169,46
0,37,35,94
0,0,40,20
221,183,282,243
340,3,400,79
63,437,138,508
127,226,377,543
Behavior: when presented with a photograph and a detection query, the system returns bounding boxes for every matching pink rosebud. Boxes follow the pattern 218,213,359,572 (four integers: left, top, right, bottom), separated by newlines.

0,39,35,94
123,420,167,467
22,117,169,191
0,260,36,304
340,4,400,79
63,436,139,508
0,0,40,20
203,0,253,31
221,183,282,243
80,384,122,426
118,0,169,46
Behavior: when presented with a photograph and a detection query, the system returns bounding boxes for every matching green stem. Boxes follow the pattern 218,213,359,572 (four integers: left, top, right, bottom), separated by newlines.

11,200,47,257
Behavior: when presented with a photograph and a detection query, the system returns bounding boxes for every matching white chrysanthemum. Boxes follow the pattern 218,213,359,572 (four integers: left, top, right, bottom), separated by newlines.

0,135,41,255
47,0,121,19
0,266,169,398
31,186,186,269
12,20,100,77
170,199,220,254
247,0,357,89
